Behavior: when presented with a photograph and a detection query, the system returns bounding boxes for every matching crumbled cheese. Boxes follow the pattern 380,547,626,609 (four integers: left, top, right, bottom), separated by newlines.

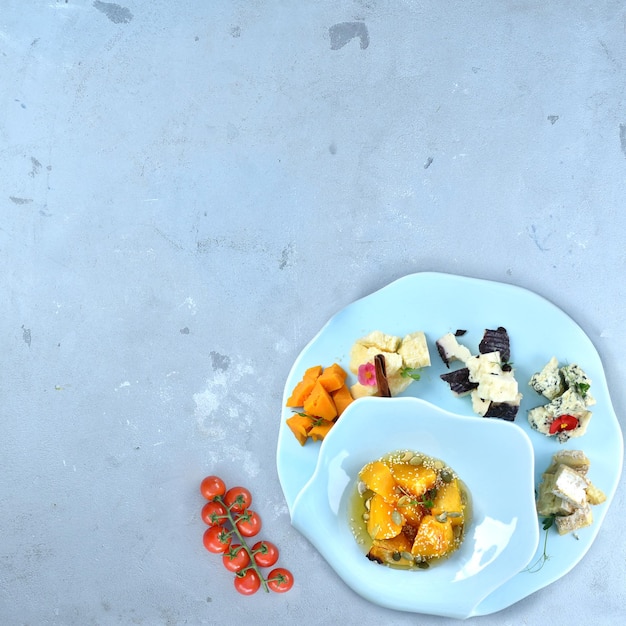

529,356,564,400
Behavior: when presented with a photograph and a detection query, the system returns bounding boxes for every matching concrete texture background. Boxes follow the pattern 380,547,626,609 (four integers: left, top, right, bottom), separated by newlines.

1,1,625,624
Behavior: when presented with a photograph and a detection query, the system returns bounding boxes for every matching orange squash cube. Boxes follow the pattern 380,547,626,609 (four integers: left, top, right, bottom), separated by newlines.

303,381,337,421
366,494,403,540
411,515,454,559
359,460,397,502
285,413,315,446
390,464,437,498
331,384,354,417
431,479,465,527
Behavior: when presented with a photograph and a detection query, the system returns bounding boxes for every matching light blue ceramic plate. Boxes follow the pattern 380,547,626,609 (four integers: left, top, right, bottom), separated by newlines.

291,396,539,619
275,272,623,616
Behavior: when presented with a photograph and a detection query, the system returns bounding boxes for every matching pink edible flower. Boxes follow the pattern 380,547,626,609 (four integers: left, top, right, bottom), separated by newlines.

358,362,377,386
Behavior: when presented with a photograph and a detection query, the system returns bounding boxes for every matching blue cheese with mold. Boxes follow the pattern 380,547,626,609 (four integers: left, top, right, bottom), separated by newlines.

527,358,595,442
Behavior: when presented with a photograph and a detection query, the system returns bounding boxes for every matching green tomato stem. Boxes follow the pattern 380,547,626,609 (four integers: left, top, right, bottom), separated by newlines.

215,495,269,592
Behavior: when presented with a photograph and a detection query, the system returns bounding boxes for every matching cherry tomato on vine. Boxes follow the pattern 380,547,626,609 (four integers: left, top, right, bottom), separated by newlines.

222,545,251,573
202,525,231,554
267,567,294,593
235,510,262,537
233,568,261,595
201,500,227,526
200,475,226,500
224,486,252,513
251,540,279,567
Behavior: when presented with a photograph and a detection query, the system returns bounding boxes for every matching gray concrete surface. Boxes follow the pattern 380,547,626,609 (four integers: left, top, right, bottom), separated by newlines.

1,1,625,624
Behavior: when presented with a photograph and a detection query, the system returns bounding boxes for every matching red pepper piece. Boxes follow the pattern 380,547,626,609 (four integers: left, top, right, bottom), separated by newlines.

549,414,579,435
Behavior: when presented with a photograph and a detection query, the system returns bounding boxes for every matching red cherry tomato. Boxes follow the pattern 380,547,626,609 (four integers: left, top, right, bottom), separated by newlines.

201,501,227,526
222,545,251,573
235,510,262,537
233,568,261,595
202,525,231,554
224,486,252,513
251,541,279,567
267,567,294,593
200,475,226,500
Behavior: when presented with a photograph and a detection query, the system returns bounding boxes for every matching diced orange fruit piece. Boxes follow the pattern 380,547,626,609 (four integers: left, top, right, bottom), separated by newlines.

366,494,403,540
368,532,414,567
303,381,337,421
317,363,348,393
390,464,437,498
411,515,454,559
308,418,334,441
331,384,354,417
285,414,315,446
359,461,397,502
431,479,464,527
285,365,323,407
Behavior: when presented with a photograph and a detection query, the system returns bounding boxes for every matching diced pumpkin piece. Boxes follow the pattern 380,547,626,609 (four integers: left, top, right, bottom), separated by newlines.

318,363,347,393
366,494,403,540
303,381,337,421
285,378,317,407
431,479,465,527
390,464,438,498
367,532,414,567
285,365,322,407
308,418,334,441
285,414,315,446
359,461,397,502
411,515,454,559
396,496,426,528
303,365,323,379
331,384,354,417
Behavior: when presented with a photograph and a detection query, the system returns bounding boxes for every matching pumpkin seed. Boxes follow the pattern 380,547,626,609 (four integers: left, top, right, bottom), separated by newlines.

397,495,410,507
391,510,403,526
392,551,401,562
440,470,453,483
435,512,448,523
409,455,423,466
434,460,444,470
401,551,414,561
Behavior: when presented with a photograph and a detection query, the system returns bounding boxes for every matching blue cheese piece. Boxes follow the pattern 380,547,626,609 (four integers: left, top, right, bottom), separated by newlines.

527,359,595,441
528,405,551,435
529,356,564,400
560,364,595,406
544,388,588,419
527,403,592,442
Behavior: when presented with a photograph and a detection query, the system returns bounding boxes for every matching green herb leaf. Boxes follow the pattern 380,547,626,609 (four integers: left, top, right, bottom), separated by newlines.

575,382,590,397
400,367,421,381
525,515,555,573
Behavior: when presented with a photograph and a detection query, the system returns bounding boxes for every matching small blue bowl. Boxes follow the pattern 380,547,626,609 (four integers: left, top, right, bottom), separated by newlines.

291,396,539,619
